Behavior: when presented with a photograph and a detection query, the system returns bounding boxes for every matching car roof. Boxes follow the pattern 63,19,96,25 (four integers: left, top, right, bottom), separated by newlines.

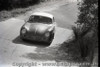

31,12,54,19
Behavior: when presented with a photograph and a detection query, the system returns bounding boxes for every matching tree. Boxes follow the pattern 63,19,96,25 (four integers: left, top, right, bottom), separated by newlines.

76,0,98,32
0,0,11,10
74,0,98,62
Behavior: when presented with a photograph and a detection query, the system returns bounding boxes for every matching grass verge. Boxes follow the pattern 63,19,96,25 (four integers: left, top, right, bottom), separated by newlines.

0,0,61,22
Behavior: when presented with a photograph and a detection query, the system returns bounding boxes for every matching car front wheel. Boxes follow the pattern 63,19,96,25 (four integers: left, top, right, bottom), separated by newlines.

20,31,27,41
48,33,54,44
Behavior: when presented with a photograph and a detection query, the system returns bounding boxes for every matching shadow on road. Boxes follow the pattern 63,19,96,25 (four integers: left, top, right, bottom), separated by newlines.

22,52,55,61
21,46,58,61
12,36,50,47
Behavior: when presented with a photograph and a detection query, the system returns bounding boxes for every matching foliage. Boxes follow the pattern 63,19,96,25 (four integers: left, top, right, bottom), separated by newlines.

73,0,98,62
72,26,96,60
76,0,98,32
0,0,40,11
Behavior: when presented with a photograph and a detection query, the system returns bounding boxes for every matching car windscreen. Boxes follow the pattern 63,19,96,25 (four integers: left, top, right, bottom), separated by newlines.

28,15,52,24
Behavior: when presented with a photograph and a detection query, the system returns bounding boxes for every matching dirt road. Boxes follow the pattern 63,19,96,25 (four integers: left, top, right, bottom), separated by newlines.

0,1,78,67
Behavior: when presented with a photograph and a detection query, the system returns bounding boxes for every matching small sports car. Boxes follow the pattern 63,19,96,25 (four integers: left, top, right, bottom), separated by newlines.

20,12,56,44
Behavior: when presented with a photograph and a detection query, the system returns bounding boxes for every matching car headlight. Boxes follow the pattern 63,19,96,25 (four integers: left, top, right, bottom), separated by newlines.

45,32,50,37
21,28,27,34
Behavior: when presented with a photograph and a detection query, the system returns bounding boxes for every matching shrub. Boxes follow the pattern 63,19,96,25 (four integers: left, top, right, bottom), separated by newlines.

72,25,96,61
71,0,98,62
0,0,40,11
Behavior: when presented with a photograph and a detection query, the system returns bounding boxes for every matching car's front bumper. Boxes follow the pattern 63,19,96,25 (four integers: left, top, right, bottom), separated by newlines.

21,34,49,42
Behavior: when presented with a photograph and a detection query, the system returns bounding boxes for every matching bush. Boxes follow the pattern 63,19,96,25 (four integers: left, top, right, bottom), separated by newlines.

0,0,40,11
69,0,98,62
72,25,96,61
